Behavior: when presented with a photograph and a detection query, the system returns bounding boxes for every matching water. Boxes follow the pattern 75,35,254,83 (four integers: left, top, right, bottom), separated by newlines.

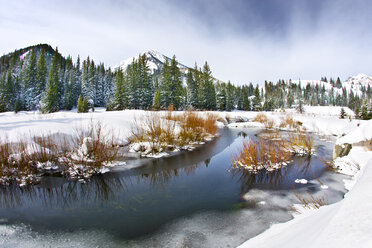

0,128,349,247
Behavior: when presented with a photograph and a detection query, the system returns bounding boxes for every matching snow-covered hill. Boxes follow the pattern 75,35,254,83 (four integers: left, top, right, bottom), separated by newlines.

288,73,371,97
114,50,188,74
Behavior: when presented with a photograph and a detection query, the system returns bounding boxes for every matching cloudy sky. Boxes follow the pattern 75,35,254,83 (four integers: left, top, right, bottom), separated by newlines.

0,0,371,84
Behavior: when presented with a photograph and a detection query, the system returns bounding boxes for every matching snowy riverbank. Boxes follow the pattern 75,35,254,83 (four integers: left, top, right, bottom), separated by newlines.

238,119,372,248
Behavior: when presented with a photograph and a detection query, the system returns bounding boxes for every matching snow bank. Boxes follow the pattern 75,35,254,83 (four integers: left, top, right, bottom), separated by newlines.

238,148,372,248
337,120,372,145
0,108,139,144
239,115,372,248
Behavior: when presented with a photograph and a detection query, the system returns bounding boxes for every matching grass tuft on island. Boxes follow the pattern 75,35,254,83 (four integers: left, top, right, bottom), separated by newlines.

129,109,218,156
232,131,315,173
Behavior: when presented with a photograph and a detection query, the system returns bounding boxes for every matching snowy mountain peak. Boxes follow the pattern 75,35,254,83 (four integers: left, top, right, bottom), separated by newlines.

346,73,372,85
147,50,167,63
114,50,188,74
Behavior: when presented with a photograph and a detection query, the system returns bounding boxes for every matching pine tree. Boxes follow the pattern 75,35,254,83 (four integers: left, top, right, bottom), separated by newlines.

73,56,82,104
24,48,38,110
252,85,261,111
87,59,97,107
152,88,161,110
169,55,183,109
112,68,127,110
186,68,198,109
216,82,227,111
336,77,342,88
40,49,60,113
360,100,370,120
159,56,183,109
81,58,89,100
242,86,251,110
296,97,305,114
226,81,234,111
77,95,83,113
340,107,346,119
0,69,15,111
64,76,73,110
199,62,216,110
82,96,89,112
36,48,47,98
138,54,153,109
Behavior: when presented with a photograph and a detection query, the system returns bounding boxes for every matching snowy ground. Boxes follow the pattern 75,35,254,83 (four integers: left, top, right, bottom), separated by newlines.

0,106,362,144
0,106,371,247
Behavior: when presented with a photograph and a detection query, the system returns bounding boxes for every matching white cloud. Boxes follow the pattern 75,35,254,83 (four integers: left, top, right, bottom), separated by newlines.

0,0,371,84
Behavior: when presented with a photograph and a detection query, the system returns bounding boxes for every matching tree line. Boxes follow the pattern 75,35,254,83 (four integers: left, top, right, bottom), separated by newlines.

0,44,371,119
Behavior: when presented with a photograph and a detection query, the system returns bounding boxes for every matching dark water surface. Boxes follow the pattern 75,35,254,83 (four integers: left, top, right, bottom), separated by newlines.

0,128,349,248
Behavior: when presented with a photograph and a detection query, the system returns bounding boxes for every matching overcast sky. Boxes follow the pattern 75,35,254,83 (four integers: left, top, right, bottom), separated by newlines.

1,0,371,84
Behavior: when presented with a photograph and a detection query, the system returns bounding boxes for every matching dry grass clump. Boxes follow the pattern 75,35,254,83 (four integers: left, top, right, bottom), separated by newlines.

130,110,218,154
253,113,275,129
279,114,303,130
232,138,291,173
264,118,275,129
66,121,119,177
279,115,294,129
26,135,61,163
130,112,176,152
76,122,118,164
0,138,37,186
253,113,268,123
293,188,328,210
0,121,119,186
286,131,314,155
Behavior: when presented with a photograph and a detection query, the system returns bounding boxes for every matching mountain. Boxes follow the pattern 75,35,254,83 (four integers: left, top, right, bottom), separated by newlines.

114,50,227,86
114,50,189,74
0,44,57,75
287,73,372,98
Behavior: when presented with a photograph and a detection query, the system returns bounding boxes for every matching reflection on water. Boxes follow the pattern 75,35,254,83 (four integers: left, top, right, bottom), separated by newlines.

237,131,248,138
231,155,314,194
0,161,211,209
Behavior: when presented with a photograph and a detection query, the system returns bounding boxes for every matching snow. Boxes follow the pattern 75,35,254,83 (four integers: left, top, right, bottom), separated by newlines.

288,73,371,98
238,111,372,248
113,50,188,73
239,149,372,248
336,120,372,145
294,179,308,184
0,108,135,145
20,51,30,60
